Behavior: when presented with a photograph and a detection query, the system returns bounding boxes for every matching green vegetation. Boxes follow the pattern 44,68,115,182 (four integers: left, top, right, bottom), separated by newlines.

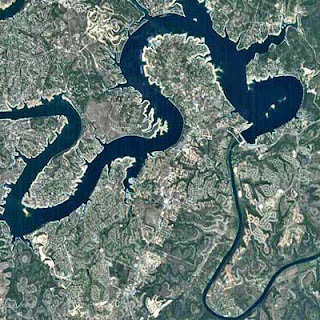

0,0,319,319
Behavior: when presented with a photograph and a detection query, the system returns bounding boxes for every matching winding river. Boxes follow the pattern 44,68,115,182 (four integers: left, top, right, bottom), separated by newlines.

0,0,25,20
0,0,316,318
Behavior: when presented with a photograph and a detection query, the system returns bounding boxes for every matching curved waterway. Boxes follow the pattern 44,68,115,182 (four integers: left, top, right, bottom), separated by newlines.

0,0,313,318
0,0,25,20
203,141,320,319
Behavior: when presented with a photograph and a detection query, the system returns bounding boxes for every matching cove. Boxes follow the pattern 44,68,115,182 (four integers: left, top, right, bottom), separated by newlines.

125,0,303,144
0,0,25,20
0,0,303,236
0,0,308,318
0,93,183,237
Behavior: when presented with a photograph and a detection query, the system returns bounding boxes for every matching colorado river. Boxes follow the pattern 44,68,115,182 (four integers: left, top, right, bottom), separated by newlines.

203,141,320,319
0,0,310,318
0,0,303,236
0,0,25,20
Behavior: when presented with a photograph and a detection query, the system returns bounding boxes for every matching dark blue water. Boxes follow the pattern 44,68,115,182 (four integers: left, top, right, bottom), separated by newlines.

0,0,303,253
0,91,182,236
0,0,25,20
202,141,320,320
0,0,309,317
119,1,303,143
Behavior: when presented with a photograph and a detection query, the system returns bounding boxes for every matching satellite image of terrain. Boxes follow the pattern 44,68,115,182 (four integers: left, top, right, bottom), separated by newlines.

0,0,319,319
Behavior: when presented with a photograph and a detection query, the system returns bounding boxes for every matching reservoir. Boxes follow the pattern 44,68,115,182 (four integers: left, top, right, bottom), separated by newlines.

0,0,303,237
0,0,25,20
0,0,306,318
